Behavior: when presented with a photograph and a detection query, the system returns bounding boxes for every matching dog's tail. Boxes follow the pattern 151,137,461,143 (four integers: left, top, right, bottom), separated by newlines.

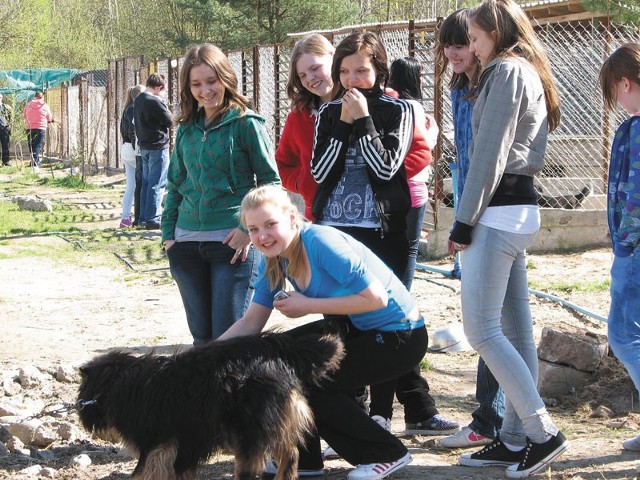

285,333,345,388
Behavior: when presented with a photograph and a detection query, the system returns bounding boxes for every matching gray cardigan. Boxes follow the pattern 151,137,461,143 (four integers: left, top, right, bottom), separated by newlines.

451,56,549,244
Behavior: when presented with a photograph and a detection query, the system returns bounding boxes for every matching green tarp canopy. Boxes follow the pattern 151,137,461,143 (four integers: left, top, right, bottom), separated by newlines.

0,68,79,102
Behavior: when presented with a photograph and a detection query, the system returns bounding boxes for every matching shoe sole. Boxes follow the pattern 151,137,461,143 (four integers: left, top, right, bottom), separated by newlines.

405,427,461,436
459,456,519,467
505,440,570,478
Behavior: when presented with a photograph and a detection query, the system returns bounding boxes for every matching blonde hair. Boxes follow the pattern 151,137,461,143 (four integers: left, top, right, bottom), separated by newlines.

469,0,561,132
176,43,249,125
287,34,336,111
240,186,305,291
599,43,640,111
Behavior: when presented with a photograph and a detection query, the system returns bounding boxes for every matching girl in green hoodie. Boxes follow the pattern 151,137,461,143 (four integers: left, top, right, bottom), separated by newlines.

162,43,280,345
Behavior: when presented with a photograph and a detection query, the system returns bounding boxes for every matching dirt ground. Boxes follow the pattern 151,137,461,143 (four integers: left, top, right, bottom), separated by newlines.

1,171,639,479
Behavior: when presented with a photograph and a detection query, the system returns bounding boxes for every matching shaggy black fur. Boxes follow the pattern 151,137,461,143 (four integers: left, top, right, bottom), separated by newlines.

77,331,344,480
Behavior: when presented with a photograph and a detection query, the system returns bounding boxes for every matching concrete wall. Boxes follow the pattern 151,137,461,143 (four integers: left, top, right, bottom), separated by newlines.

421,203,609,259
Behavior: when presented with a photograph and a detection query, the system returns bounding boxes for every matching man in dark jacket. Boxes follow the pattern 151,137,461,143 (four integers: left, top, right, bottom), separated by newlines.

133,73,173,229
0,93,12,166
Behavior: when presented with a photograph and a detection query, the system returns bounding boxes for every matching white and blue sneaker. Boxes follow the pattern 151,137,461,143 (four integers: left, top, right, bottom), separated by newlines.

347,452,412,480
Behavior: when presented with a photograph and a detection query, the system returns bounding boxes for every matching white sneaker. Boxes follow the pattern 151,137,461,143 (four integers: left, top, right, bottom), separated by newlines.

440,426,493,448
623,434,640,451
263,459,323,477
371,415,391,432
347,452,412,480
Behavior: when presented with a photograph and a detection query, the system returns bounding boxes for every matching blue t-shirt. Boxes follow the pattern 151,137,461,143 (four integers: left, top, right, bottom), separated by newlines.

252,223,420,331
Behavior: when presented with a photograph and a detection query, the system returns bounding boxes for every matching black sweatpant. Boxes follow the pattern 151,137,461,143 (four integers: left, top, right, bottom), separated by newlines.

335,226,439,423
286,317,428,468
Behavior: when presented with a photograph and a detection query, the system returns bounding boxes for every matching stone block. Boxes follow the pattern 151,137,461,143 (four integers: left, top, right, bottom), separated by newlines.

11,195,53,212
538,359,594,397
537,327,608,372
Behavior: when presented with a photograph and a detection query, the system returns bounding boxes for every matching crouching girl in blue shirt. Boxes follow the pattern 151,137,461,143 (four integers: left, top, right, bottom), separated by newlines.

218,185,424,480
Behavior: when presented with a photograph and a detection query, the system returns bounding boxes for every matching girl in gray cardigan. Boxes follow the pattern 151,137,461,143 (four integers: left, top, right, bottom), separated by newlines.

448,0,568,478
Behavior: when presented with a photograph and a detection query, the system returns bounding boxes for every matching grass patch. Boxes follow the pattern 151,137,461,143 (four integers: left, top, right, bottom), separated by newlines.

79,229,169,274
0,201,94,236
0,171,172,282
420,357,433,372
529,278,610,293
40,173,95,190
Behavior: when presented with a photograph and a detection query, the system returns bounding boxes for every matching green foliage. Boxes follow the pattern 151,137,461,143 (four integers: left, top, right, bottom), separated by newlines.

3,0,478,69
0,0,113,69
582,0,639,24
214,0,359,49
3,0,564,69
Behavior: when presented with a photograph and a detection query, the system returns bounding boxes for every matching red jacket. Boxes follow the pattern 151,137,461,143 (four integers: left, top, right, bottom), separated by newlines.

275,107,318,221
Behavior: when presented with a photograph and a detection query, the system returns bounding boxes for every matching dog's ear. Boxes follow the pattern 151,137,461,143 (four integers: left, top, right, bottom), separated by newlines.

78,365,93,378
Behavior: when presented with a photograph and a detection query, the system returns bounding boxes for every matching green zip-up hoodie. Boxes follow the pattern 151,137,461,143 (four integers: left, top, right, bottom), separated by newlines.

162,108,280,242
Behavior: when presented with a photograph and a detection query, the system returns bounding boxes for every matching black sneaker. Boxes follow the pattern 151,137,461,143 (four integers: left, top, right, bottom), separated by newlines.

459,437,524,467
506,431,569,478
405,414,460,435
144,220,161,230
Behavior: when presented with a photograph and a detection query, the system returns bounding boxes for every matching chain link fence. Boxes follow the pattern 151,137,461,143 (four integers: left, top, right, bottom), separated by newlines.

99,15,638,226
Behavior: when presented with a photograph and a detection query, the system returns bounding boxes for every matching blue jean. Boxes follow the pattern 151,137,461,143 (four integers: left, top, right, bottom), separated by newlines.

139,148,169,224
470,357,504,438
461,224,558,446
166,241,258,345
402,203,426,291
608,250,640,397
27,129,46,167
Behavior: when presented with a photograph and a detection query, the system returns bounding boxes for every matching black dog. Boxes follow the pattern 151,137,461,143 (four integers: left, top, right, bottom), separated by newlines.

77,331,344,480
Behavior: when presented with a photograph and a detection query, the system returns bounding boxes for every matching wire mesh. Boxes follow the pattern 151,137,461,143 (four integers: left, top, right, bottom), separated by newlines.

57,16,640,219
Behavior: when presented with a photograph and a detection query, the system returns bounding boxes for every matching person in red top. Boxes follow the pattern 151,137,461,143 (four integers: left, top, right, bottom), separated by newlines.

276,34,336,221
386,57,437,290
22,91,54,171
